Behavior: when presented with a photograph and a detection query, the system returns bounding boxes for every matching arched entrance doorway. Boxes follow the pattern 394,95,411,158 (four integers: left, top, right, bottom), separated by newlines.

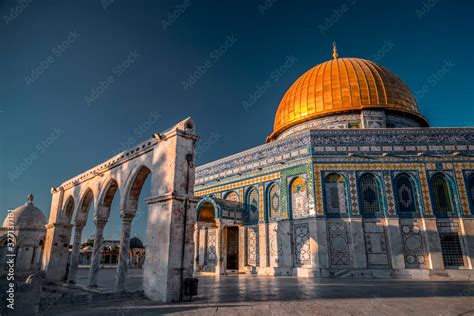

194,196,244,275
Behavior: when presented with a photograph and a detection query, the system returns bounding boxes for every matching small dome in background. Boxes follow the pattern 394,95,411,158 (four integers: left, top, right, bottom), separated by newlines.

129,236,144,249
2,194,47,229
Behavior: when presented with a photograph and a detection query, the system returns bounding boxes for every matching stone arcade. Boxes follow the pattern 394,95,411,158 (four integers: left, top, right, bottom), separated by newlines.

193,49,474,279
41,118,198,302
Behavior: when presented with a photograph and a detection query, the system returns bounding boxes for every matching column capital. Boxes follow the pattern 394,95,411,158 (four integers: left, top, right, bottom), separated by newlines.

120,210,135,222
94,217,108,227
75,222,85,230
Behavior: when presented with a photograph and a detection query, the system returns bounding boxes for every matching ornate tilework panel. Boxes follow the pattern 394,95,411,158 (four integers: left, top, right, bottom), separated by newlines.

247,188,259,224
281,165,314,219
269,225,278,266
348,171,359,215
359,173,382,215
247,226,259,266
327,221,351,266
468,174,474,211
195,173,280,196
291,176,309,219
314,167,324,215
400,219,427,268
324,173,347,214
294,223,311,266
224,191,239,202
458,167,474,215
384,172,395,215
419,168,432,216
395,174,416,212
268,184,281,219
203,229,217,272
363,220,390,268
431,174,453,213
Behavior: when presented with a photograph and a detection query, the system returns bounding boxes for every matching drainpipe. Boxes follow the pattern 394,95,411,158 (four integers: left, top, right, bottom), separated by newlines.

179,153,193,300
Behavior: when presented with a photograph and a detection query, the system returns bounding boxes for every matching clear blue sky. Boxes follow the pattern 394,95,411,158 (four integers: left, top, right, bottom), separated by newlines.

1,0,473,242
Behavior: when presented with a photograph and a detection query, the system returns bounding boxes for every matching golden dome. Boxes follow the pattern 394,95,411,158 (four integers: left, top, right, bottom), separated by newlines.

268,56,427,141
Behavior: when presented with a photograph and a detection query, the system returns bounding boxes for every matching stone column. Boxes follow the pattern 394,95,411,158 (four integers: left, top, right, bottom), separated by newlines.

316,219,329,272
215,221,224,275
385,218,405,269
349,218,367,269
141,117,197,302
422,218,444,269
199,227,206,268
193,223,200,273
88,219,107,287
33,246,42,271
258,223,269,273
142,195,197,302
43,223,73,282
114,213,134,292
460,218,474,269
308,220,320,272
238,226,245,272
277,221,293,270
67,223,85,283
43,187,74,282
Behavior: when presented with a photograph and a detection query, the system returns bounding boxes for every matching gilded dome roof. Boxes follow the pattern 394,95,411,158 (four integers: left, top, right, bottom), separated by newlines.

268,55,427,141
2,194,47,228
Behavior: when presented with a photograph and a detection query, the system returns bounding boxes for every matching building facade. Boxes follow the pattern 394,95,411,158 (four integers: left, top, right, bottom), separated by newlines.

0,195,46,276
77,236,145,268
193,51,474,279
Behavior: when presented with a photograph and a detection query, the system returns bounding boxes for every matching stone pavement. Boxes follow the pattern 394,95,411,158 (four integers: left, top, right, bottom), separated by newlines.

43,268,474,315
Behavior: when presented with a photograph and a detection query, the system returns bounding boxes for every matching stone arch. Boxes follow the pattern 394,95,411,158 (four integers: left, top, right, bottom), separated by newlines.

121,165,152,214
196,196,220,221
265,182,280,221
324,173,348,216
223,191,239,202
43,117,197,301
76,188,94,225
244,186,259,224
393,173,420,214
466,173,474,212
62,195,75,224
289,176,309,219
430,173,456,215
358,172,384,217
96,177,119,219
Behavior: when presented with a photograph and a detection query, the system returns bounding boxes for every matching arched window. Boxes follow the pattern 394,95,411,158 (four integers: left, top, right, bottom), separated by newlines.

394,174,417,213
431,174,453,213
324,173,347,214
224,191,239,202
467,174,474,211
247,188,259,223
359,173,382,215
267,184,280,219
290,177,309,218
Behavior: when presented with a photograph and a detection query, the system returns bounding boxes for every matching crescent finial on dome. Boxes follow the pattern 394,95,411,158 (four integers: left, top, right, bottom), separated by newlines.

27,193,34,204
332,42,338,59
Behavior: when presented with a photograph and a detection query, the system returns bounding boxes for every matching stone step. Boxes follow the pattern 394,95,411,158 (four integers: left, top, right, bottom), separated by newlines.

429,270,449,279
332,269,352,278
391,269,412,279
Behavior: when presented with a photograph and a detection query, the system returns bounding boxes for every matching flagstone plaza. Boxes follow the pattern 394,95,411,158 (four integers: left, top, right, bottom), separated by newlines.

42,268,474,315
